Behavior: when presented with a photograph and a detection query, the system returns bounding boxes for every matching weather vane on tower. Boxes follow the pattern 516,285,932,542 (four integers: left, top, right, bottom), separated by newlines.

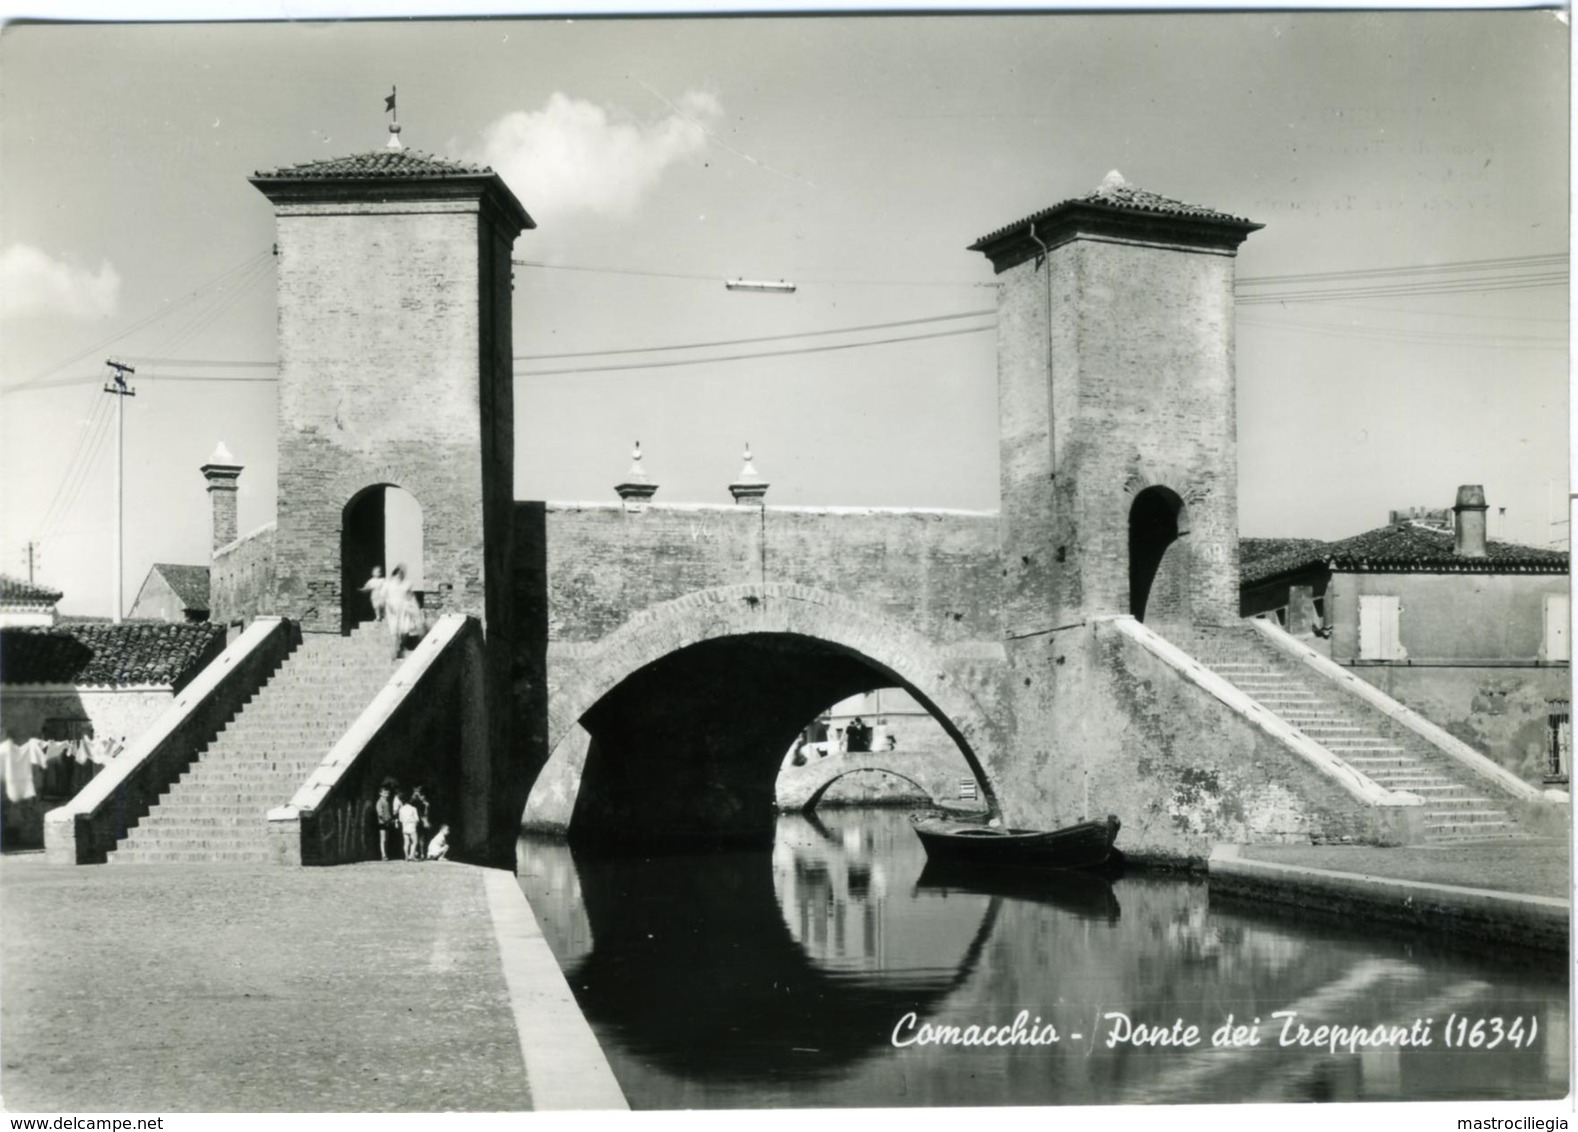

385,85,402,150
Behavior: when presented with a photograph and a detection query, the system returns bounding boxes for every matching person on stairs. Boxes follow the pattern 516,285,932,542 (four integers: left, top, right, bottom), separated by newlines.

383,564,424,660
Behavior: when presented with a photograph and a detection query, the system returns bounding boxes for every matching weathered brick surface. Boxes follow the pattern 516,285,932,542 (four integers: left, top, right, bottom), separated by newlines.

531,503,1002,644
210,522,276,626
992,236,1244,632
512,524,1013,839
992,621,1387,865
259,197,521,634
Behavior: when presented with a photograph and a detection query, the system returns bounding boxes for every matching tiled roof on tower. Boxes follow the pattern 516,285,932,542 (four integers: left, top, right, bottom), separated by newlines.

251,148,494,182
969,170,1261,272
251,143,534,231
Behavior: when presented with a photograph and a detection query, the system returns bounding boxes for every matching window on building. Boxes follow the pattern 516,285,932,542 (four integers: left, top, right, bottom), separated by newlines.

1358,595,1405,660
1543,594,1569,663
41,718,93,741
1547,699,1570,784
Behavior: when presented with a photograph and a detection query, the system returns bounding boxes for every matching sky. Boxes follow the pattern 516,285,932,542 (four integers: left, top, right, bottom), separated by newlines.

0,9,1568,616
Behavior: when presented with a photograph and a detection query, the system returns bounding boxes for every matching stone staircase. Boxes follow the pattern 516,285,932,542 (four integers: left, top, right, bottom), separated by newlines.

109,625,398,863
1184,625,1525,843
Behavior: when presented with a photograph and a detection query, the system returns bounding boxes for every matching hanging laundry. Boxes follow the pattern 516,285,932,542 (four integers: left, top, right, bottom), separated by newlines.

3,740,37,803
67,740,95,795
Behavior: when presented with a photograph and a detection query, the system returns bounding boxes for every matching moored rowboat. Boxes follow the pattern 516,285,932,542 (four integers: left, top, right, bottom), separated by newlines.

911,814,1121,870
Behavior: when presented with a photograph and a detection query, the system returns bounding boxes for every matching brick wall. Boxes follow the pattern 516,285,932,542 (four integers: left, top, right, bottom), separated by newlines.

210,522,276,626
0,686,176,744
258,190,523,636
531,502,1002,645
992,621,1387,864
993,236,1244,631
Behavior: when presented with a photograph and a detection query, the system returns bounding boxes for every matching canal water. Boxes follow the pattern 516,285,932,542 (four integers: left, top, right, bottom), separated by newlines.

517,808,1568,1108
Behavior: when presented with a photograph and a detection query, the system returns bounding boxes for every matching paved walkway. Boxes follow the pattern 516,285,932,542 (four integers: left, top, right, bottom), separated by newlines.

0,855,621,1112
1214,838,1571,953
1236,838,1571,899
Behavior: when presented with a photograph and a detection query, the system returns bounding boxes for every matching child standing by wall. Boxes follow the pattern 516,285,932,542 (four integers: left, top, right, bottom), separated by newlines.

398,791,421,861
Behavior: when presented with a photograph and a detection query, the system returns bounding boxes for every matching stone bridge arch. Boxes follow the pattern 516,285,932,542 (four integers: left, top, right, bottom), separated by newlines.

776,750,986,813
525,582,1006,848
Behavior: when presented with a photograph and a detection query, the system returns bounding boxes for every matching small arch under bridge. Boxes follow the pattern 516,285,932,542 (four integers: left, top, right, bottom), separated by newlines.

775,749,989,814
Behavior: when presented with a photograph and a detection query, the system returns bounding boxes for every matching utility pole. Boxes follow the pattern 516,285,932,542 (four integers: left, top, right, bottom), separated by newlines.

22,541,36,584
104,360,136,623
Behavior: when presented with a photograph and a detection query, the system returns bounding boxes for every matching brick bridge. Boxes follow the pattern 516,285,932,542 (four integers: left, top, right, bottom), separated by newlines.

513,504,1008,849
88,147,1552,871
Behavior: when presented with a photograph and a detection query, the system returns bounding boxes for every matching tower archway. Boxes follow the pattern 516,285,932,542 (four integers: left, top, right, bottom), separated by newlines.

341,484,424,631
1128,485,1189,624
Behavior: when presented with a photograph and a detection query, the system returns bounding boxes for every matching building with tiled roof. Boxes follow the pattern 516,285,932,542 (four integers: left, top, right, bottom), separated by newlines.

1,622,224,689
1243,524,1567,587
0,622,227,759
1239,487,1570,783
0,574,63,628
128,563,212,624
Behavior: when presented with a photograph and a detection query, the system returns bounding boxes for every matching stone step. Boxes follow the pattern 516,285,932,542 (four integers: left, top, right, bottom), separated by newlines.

109,849,273,863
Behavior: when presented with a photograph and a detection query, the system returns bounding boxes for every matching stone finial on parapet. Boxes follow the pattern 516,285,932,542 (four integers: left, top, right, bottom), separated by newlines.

729,444,769,505
201,441,244,552
615,441,659,507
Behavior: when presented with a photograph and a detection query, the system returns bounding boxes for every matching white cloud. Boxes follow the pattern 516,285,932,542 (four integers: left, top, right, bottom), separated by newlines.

476,91,720,222
0,244,120,321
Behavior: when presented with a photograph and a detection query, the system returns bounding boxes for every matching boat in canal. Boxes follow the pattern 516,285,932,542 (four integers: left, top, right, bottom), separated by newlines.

910,813,1121,871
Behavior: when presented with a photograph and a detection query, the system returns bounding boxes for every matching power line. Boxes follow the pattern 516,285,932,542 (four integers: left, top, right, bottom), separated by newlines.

1,249,272,396
33,394,112,539
39,397,116,541
517,323,994,378
1236,273,1565,305
1238,314,1566,351
515,308,997,361
116,358,278,369
511,258,994,290
1238,253,1565,286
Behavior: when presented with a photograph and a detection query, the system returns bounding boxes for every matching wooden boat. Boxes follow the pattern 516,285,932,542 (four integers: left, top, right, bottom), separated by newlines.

911,814,1121,871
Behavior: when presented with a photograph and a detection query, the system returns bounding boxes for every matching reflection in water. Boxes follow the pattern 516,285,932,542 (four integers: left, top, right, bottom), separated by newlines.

517,810,1569,1109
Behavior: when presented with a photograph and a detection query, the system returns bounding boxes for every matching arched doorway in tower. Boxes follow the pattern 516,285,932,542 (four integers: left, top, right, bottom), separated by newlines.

341,484,424,631
1128,485,1190,625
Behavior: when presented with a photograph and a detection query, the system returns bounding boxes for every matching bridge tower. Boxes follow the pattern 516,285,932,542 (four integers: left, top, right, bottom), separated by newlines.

250,138,533,633
971,172,1261,827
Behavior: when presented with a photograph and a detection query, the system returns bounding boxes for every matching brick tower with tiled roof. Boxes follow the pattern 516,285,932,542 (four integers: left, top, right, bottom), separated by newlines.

971,172,1263,829
971,171,1262,634
250,127,533,634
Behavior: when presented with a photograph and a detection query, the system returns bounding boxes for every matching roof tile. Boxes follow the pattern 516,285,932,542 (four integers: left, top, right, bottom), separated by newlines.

252,149,492,181
972,177,1258,250
1,623,225,688
0,574,63,607
150,564,211,613
1240,524,1569,585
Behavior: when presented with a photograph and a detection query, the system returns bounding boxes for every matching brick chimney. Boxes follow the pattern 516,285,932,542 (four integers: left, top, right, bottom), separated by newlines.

1453,484,1488,558
201,441,243,553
